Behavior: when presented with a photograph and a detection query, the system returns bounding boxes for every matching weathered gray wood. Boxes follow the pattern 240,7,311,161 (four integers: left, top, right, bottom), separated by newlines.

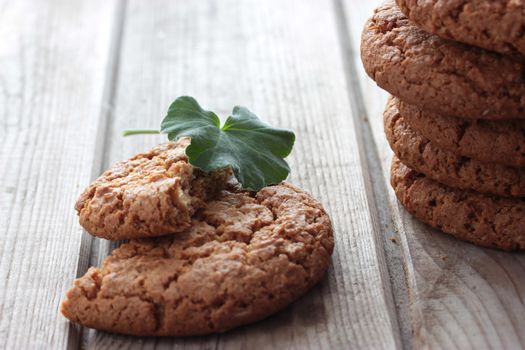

82,0,402,348
341,0,525,349
332,1,413,348
0,0,119,349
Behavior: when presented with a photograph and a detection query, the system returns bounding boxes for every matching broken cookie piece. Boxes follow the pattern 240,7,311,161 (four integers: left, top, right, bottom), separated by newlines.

61,183,334,336
76,138,231,240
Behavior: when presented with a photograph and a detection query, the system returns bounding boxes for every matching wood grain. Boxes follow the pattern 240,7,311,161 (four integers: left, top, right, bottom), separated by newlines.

332,0,413,348
80,0,402,348
0,0,119,349
341,0,525,349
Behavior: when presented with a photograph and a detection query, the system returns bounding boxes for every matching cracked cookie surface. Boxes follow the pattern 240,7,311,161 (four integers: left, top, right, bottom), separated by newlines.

61,183,334,336
397,97,525,168
396,0,525,57
76,138,229,240
361,1,525,119
391,157,525,251
385,97,525,197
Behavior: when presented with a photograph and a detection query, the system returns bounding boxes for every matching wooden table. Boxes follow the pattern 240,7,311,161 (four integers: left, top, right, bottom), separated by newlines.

1,0,524,349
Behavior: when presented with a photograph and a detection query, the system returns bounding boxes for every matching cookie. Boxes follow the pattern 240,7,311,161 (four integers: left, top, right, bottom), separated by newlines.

391,157,525,251
76,138,230,240
396,97,525,168
384,97,525,197
396,0,525,57
361,1,525,120
61,183,334,336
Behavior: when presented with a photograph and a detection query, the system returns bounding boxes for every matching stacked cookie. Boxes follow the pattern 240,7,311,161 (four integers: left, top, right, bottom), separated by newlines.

361,1,525,250
60,138,334,336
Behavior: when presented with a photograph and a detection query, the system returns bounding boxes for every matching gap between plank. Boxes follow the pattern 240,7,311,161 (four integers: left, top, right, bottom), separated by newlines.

68,1,128,349
332,0,413,348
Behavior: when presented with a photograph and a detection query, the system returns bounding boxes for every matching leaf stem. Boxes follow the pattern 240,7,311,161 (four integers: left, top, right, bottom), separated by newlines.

122,129,161,137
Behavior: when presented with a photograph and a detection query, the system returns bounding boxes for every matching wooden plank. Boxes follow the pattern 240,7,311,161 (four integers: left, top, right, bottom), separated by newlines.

332,0,413,347
341,0,525,349
83,0,402,348
0,0,119,348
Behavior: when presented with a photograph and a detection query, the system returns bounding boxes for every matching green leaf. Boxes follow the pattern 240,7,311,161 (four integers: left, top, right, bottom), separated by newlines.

160,96,295,190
